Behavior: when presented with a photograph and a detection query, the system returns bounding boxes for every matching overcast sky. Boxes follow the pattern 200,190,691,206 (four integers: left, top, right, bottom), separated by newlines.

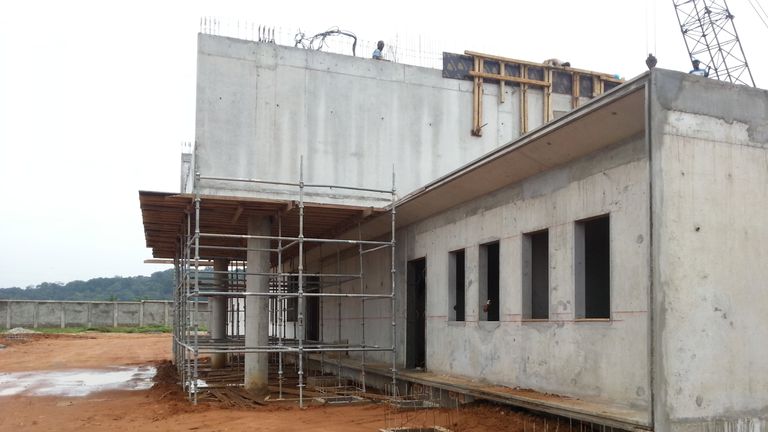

1,0,766,288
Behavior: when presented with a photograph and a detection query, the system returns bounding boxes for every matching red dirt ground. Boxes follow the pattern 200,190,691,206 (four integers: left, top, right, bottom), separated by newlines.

0,333,557,431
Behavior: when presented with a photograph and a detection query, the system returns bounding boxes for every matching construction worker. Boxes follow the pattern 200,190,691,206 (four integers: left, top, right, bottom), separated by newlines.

372,40,385,60
689,59,709,77
646,53,657,70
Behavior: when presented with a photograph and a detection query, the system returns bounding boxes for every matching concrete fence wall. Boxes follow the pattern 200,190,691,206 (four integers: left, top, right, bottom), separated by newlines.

0,300,209,329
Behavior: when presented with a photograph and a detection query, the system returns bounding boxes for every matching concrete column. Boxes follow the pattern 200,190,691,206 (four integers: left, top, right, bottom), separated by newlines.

210,258,229,369
245,216,271,396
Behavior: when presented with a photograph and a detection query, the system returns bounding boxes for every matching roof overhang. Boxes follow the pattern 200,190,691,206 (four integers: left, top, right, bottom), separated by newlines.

139,191,383,260
353,72,649,240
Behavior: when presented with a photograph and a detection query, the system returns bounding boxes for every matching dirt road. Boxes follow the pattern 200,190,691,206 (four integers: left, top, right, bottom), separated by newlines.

0,332,543,431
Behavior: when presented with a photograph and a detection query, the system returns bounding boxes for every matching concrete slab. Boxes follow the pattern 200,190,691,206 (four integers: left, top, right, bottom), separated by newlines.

318,355,651,431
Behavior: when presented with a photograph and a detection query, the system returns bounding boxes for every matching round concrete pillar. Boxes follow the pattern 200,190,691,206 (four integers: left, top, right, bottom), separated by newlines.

245,216,271,396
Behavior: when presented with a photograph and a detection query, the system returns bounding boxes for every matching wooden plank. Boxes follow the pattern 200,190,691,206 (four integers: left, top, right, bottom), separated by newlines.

521,65,528,134
478,58,484,136
230,388,265,406
464,50,624,82
468,71,550,87
499,61,506,104
268,385,326,398
544,68,552,122
572,72,580,109
472,57,481,136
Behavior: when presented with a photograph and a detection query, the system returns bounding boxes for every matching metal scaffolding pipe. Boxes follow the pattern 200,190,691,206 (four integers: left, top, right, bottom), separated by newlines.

302,182,393,194
199,232,392,246
199,175,300,188
188,270,368,279
390,169,398,390
174,159,398,407
198,245,279,253
192,291,392,299
361,243,392,255
297,157,306,408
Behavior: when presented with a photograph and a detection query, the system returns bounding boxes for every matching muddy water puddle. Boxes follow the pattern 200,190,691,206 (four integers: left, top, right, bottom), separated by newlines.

0,366,156,397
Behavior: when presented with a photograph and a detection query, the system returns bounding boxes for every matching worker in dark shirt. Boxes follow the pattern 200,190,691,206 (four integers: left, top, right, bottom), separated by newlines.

372,40,385,60
689,59,709,77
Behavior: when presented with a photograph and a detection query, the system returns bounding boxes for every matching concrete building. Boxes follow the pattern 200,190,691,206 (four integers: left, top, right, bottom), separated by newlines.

140,34,768,431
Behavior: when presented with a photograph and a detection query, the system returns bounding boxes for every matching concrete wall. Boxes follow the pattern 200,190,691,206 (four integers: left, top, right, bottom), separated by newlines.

407,136,650,412
193,35,566,203
303,134,651,416
650,70,768,431
306,242,397,363
0,300,203,329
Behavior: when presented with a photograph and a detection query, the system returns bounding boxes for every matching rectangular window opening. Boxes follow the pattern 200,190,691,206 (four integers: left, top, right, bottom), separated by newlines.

479,242,500,321
575,215,610,319
523,230,549,320
449,249,466,321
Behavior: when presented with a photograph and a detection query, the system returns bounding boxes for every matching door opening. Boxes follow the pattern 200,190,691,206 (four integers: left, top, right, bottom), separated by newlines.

406,258,427,369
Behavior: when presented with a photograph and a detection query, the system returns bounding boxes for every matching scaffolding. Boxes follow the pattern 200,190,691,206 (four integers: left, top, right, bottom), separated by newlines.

172,159,398,407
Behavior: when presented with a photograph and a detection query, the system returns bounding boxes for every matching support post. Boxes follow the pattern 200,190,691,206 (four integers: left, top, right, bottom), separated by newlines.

245,216,271,396
521,65,529,133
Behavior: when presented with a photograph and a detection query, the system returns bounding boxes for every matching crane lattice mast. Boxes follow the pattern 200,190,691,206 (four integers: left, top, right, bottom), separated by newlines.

673,0,756,87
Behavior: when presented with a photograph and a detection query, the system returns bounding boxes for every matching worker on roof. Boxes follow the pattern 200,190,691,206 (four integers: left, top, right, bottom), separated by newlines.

372,40,386,60
543,58,571,68
689,59,709,77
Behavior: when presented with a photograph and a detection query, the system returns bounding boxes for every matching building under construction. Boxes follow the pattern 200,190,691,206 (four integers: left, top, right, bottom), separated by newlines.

139,31,768,431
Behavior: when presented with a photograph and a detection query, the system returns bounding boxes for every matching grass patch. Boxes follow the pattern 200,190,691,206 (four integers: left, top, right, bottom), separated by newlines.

25,325,172,334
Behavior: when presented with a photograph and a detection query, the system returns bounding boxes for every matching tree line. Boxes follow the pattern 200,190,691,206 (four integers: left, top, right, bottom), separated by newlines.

0,269,175,301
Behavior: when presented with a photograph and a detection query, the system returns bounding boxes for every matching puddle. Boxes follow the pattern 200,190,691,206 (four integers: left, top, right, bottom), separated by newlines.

0,366,156,397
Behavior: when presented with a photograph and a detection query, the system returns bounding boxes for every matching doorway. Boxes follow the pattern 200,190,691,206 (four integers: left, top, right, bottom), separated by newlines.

406,258,427,369
305,276,320,341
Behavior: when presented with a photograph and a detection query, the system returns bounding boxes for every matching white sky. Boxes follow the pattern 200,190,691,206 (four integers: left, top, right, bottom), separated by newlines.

1,0,766,288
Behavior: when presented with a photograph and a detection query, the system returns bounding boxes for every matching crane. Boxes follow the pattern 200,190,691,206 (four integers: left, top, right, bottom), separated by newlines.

672,0,756,87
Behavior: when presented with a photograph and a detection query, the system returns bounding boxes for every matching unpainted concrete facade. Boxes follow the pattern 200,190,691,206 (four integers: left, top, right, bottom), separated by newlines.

172,34,768,430
305,134,651,412
649,70,768,431
190,35,577,203
298,71,768,430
